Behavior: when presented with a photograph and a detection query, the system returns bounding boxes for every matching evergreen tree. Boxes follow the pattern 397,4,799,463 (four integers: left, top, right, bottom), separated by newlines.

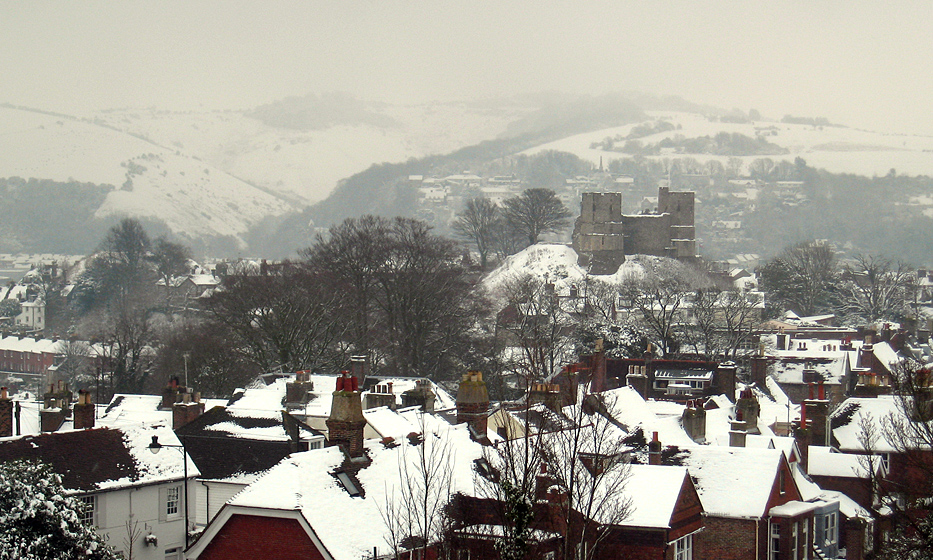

0,460,117,560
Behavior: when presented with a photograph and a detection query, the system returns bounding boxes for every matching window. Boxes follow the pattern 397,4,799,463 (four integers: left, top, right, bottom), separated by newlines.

880,453,890,472
674,533,693,560
336,471,361,497
78,495,96,526
792,521,798,560
770,523,781,560
159,485,183,522
802,518,809,560
779,470,786,494
166,486,180,517
824,511,837,547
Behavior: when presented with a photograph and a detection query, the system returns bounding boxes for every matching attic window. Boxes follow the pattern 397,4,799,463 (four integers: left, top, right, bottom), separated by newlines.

336,472,361,497
474,458,496,481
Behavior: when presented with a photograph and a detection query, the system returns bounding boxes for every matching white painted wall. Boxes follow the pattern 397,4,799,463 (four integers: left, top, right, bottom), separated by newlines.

195,480,248,527
88,477,195,560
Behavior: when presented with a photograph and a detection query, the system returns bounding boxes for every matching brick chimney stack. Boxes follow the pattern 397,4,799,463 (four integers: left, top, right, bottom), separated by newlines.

643,343,656,396
681,400,707,443
735,388,760,434
161,377,182,410
749,354,769,388
0,387,12,438
401,380,435,412
626,364,649,400
73,389,95,430
173,391,205,430
729,410,747,447
366,381,397,410
350,355,367,380
326,371,366,458
528,382,563,412
285,370,314,409
716,362,737,402
456,370,489,439
648,431,662,465
802,381,830,447
40,399,66,433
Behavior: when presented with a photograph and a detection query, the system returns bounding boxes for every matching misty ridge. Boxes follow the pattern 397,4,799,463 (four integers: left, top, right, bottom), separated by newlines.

2,90,933,266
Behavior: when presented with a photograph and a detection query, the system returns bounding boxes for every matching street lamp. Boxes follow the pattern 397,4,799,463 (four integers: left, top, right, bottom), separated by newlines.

148,435,190,547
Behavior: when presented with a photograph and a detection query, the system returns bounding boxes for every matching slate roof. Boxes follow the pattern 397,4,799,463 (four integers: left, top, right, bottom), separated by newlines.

0,425,193,492
0,428,136,491
176,406,322,481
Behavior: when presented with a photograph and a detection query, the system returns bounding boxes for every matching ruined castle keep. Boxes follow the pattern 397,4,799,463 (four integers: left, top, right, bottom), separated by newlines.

571,185,696,272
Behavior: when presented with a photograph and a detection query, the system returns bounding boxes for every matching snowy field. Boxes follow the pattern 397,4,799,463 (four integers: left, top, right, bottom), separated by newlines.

523,111,933,177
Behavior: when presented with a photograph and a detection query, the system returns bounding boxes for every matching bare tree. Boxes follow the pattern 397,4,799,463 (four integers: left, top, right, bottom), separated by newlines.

619,259,710,355
545,397,632,560
379,413,455,559
482,392,632,560
758,241,838,316
857,360,933,559
54,339,94,389
453,197,500,269
373,218,481,379
301,216,391,362
718,290,764,358
684,288,763,359
495,274,579,383
152,317,260,397
838,254,914,324
205,263,348,373
502,188,571,246
150,237,192,311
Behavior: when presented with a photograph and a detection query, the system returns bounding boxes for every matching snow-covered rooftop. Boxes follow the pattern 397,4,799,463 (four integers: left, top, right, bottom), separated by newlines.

678,446,784,519
808,446,874,478
622,465,690,529
831,396,910,453
227,373,455,420
226,413,483,560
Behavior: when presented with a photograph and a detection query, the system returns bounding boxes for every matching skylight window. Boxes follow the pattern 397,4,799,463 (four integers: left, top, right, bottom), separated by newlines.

336,471,361,497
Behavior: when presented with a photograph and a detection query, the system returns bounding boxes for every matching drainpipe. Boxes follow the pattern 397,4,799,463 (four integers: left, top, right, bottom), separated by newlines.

755,517,760,560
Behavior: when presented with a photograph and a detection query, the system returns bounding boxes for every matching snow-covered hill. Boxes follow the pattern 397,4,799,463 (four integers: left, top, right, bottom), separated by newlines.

88,102,532,205
483,243,664,300
0,106,296,245
523,111,933,177
0,101,531,245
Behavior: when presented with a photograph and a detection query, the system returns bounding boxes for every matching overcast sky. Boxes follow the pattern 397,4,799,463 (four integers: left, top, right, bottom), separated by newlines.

2,1,931,135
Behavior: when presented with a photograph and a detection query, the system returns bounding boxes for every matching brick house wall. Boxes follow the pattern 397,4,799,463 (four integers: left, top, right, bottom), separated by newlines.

810,474,873,511
197,514,327,560
698,516,758,560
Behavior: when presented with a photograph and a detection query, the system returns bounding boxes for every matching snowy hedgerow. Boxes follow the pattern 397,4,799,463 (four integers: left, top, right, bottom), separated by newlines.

0,460,117,560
